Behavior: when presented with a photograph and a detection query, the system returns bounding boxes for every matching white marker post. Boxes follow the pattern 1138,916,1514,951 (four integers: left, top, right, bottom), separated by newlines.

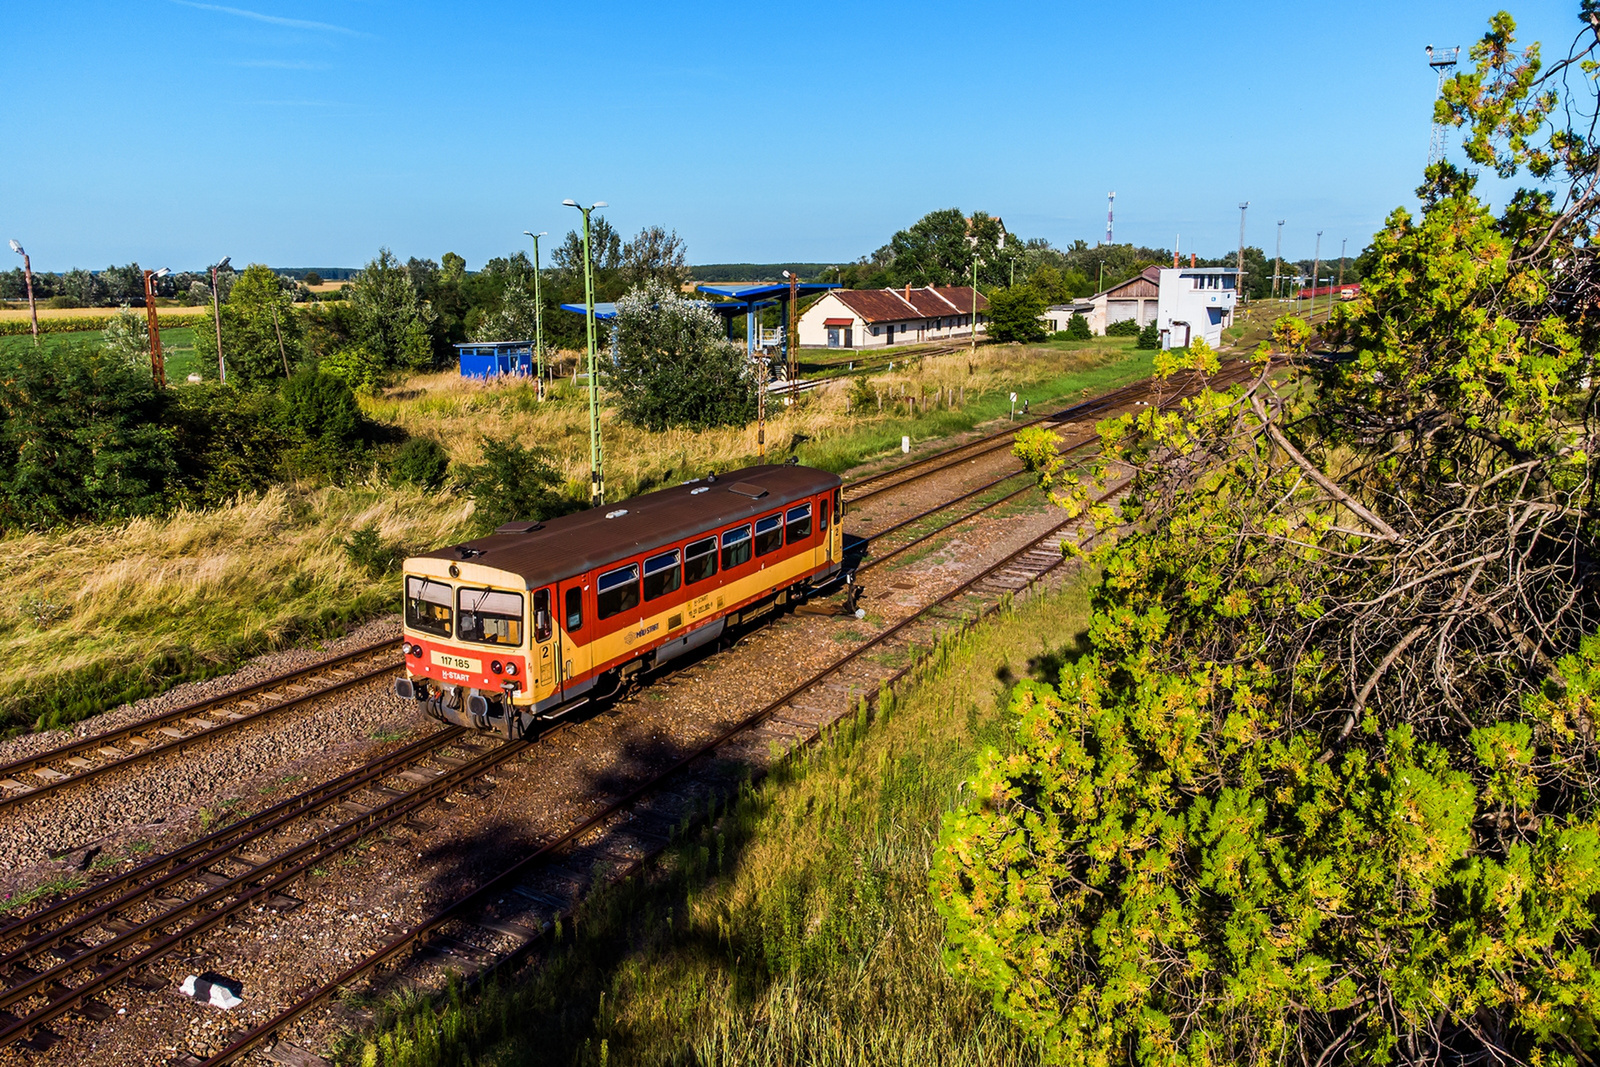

1009,392,1017,420
901,435,910,454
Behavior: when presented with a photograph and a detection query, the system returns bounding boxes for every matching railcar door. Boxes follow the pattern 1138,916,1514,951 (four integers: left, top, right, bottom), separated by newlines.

820,496,833,565
556,577,592,699
532,587,556,696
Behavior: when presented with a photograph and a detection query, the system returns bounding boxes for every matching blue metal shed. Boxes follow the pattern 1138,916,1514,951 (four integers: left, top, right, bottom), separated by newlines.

455,341,534,379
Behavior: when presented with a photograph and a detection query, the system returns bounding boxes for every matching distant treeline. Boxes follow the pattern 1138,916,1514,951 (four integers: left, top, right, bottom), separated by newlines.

688,263,837,283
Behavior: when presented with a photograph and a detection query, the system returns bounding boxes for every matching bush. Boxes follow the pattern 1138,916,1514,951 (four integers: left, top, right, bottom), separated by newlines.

848,373,879,416
609,281,757,432
0,342,177,529
1104,317,1141,337
279,368,364,446
340,521,402,577
1136,318,1160,349
1065,312,1091,340
458,436,574,533
389,437,451,490
986,286,1048,344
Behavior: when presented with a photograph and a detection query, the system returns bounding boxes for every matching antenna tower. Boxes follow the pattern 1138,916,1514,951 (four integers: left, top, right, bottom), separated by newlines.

1425,44,1460,164
1105,191,1115,245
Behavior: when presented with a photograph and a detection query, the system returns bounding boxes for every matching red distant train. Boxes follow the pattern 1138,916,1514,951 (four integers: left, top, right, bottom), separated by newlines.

395,464,845,737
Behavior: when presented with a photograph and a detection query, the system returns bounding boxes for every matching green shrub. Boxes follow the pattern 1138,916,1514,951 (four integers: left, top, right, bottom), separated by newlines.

280,368,364,446
986,286,1048,343
1104,317,1141,337
458,436,574,533
848,373,879,415
389,437,450,490
1136,318,1160,348
341,521,402,577
1065,312,1092,340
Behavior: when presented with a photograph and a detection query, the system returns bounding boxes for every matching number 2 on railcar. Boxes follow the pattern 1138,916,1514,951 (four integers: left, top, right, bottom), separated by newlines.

394,463,845,737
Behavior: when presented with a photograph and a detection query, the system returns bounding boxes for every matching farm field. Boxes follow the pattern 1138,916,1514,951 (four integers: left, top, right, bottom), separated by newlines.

350,575,1092,1064
0,338,1149,737
0,302,210,322
0,326,202,382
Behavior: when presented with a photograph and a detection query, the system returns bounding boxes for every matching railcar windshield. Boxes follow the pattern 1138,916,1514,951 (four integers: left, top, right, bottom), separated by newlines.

405,576,452,637
456,588,524,646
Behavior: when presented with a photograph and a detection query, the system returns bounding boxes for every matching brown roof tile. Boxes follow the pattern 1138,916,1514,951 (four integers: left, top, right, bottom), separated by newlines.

933,286,989,313
831,288,920,324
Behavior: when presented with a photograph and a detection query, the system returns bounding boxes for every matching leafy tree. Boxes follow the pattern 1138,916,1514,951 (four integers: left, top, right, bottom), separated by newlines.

1064,312,1091,340
167,385,290,506
191,263,305,387
884,208,974,286
458,436,571,533
101,305,150,365
58,268,104,308
985,286,1048,343
621,225,690,291
609,280,757,432
0,341,176,528
349,248,437,370
934,11,1600,1065
302,271,323,288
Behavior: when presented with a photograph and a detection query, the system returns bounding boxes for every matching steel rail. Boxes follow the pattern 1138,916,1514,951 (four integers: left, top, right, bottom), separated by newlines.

0,733,527,1046
0,725,467,965
0,657,404,818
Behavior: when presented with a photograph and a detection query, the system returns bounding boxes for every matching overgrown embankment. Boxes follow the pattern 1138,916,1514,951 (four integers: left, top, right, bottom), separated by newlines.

345,581,1093,1066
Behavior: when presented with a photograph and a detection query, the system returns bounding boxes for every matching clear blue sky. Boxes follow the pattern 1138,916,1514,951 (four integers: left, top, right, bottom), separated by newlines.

0,0,1578,273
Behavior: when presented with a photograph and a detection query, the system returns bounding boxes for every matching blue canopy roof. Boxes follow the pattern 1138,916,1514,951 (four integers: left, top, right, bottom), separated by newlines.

696,281,839,300
559,299,774,320
559,302,619,320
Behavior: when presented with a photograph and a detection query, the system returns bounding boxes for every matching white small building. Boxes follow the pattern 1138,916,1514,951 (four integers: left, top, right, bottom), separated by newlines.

797,285,989,349
1156,267,1237,349
1043,301,1096,333
1085,265,1161,335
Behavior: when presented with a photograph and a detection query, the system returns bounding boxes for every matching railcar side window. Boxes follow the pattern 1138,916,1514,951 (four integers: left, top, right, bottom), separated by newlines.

533,588,552,643
643,550,682,601
597,564,641,620
754,514,782,556
405,576,452,637
834,488,843,519
565,587,583,631
721,525,752,570
785,503,813,543
457,588,524,646
684,536,718,584
821,498,830,531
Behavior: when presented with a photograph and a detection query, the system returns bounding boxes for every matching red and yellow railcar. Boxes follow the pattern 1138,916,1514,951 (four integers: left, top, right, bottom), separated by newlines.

395,463,844,736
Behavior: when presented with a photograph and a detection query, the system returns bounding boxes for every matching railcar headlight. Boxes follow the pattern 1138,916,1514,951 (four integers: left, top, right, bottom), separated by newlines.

505,663,518,677
491,660,503,675
408,643,423,658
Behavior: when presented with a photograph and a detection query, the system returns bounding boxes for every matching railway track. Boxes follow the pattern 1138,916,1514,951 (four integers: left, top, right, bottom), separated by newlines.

0,358,1261,1060
197,467,1125,1067
844,360,1253,506
0,641,404,818
0,725,519,1050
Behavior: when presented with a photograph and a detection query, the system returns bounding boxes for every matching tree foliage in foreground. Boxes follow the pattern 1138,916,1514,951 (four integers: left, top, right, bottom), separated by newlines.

935,10,1600,1065
607,280,757,432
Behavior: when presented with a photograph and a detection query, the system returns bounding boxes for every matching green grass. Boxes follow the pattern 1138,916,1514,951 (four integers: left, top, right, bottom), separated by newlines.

343,578,1096,1066
0,326,200,384
795,344,1154,476
0,873,88,917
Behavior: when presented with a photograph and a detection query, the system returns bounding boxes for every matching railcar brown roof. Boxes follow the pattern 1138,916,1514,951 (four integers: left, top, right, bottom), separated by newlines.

413,464,841,590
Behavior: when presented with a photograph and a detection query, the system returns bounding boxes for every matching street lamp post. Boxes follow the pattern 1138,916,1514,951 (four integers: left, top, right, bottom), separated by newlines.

1272,220,1284,301
970,256,980,354
142,267,172,387
1309,231,1323,324
563,199,608,508
522,230,548,392
781,269,800,406
211,257,231,384
8,241,38,343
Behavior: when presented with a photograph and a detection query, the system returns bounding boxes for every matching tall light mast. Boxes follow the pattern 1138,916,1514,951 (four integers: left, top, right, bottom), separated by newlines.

1426,44,1460,165
1105,191,1115,245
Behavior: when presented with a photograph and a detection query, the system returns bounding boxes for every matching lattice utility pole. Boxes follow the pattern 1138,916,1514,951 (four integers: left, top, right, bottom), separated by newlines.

1105,191,1115,245
1426,45,1460,165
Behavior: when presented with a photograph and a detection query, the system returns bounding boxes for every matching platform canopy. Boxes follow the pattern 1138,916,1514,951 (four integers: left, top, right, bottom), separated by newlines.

696,281,840,357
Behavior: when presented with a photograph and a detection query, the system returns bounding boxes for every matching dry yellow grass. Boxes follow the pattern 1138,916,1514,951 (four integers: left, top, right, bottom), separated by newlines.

367,339,1146,496
0,303,211,322
0,485,474,732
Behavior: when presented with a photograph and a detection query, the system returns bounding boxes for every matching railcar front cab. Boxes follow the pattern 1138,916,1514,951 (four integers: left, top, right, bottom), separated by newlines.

394,558,557,738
